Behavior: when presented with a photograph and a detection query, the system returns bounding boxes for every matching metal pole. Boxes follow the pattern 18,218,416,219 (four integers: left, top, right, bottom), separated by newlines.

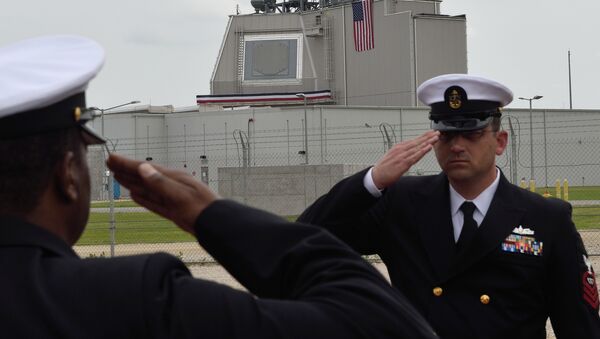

108,172,115,257
568,50,573,109
146,125,150,159
101,109,105,137
101,109,106,201
286,120,290,165
320,107,324,164
519,96,542,182
303,97,309,164
543,110,548,189
104,139,119,258
528,100,534,181
508,117,518,184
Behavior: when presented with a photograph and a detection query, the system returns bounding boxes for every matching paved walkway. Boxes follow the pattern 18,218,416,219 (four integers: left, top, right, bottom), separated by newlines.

570,200,600,206
90,199,600,213
90,207,148,213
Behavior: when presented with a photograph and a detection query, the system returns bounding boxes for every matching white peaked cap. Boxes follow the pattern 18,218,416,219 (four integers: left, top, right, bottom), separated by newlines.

0,35,105,143
417,73,513,107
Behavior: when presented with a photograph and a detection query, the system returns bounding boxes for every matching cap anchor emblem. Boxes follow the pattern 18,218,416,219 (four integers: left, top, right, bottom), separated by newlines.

448,89,462,109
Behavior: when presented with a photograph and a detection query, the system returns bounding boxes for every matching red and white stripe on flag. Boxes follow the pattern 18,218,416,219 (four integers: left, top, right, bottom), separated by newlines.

352,0,374,52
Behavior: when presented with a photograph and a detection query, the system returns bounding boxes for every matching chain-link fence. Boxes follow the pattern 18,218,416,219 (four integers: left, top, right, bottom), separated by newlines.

76,106,600,264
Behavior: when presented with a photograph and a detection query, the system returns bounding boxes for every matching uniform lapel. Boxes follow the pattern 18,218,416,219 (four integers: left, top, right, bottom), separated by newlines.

413,174,456,279
446,174,526,280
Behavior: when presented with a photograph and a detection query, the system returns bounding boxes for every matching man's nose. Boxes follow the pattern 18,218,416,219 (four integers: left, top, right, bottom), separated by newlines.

449,136,467,152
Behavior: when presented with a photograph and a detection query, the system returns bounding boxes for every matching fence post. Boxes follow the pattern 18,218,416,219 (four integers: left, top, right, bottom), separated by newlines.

555,179,562,200
563,179,569,202
519,178,527,189
108,171,116,257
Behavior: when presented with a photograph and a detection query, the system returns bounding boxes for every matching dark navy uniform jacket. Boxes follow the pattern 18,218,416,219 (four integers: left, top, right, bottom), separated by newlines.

0,200,437,339
299,169,600,339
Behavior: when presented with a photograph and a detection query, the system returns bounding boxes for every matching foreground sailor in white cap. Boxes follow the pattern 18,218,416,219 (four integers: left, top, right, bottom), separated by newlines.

299,74,600,338
0,35,438,338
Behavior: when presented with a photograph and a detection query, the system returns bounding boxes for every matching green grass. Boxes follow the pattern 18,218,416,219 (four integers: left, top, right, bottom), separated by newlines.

572,206,600,230
76,204,600,247
90,200,141,208
78,211,300,246
77,212,194,246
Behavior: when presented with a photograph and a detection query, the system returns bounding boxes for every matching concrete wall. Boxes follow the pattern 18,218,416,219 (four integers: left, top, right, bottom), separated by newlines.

91,105,600,207
218,164,367,215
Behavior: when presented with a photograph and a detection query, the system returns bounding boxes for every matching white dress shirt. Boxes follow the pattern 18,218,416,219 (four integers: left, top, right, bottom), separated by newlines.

449,169,500,242
363,167,501,242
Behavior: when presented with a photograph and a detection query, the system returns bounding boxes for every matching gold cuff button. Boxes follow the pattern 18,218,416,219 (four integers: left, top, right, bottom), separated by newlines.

433,287,443,297
480,294,490,305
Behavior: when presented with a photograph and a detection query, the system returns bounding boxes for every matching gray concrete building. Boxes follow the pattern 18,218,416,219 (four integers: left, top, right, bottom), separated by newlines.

210,0,466,106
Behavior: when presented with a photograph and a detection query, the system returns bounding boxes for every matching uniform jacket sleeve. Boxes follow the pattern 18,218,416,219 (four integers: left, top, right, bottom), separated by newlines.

297,167,388,254
546,201,600,337
141,200,437,339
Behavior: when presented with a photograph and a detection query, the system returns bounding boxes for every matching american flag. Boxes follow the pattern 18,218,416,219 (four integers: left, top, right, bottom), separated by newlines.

352,0,374,52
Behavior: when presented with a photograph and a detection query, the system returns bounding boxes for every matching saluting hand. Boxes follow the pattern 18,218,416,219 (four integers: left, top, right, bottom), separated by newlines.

106,153,219,235
371,130,439,189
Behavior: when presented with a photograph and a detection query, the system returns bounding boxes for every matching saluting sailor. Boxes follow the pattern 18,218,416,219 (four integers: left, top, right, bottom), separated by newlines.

299,73,600,338
0,35,438,339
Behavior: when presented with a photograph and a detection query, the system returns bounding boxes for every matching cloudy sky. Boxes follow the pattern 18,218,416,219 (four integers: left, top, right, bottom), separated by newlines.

2,0,599,109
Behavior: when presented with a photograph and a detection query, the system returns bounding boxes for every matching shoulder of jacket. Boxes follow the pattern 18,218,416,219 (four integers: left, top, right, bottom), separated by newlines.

514,185,572,214
78,252,189,280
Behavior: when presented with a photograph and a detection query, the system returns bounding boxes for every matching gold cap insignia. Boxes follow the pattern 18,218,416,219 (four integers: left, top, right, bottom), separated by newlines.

74,107,82,121
448,89,462,109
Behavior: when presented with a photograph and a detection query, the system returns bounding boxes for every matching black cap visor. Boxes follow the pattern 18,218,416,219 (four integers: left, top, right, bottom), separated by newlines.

431,115,494,132
80,123,105,145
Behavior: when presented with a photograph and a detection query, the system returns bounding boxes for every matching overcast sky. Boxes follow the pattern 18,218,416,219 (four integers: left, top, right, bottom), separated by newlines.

2,1,599,110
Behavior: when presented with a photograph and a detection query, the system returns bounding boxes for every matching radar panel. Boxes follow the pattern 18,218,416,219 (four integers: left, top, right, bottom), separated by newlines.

242,34,303,83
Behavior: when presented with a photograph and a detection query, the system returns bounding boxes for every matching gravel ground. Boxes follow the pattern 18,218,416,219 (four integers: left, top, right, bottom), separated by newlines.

74,237,600,338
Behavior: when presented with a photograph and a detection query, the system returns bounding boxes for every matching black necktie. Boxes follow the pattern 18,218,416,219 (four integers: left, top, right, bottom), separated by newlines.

457,201,477,251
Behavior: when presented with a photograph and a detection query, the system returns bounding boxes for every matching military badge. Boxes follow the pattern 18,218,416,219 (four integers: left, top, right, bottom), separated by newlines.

501,233,543,256
444,86,467,110
582,255,599,310
512,225,534,235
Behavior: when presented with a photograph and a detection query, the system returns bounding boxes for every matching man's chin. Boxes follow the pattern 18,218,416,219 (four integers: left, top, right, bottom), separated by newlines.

445,168,472,182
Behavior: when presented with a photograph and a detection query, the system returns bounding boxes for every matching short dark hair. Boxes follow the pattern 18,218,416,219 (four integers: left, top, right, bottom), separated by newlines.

490,116,502,132
0,127,83,215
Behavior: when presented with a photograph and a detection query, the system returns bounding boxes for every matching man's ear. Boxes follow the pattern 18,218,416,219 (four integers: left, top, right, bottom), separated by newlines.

55,151,80,202
495,130,509,156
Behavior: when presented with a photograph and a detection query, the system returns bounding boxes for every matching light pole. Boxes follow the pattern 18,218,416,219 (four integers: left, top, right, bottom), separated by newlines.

97,100,141,136
542,109,549,192
104,138,119,257
296,93,309,164
94,100,139,197
92,100,139,256
518,95,543,182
